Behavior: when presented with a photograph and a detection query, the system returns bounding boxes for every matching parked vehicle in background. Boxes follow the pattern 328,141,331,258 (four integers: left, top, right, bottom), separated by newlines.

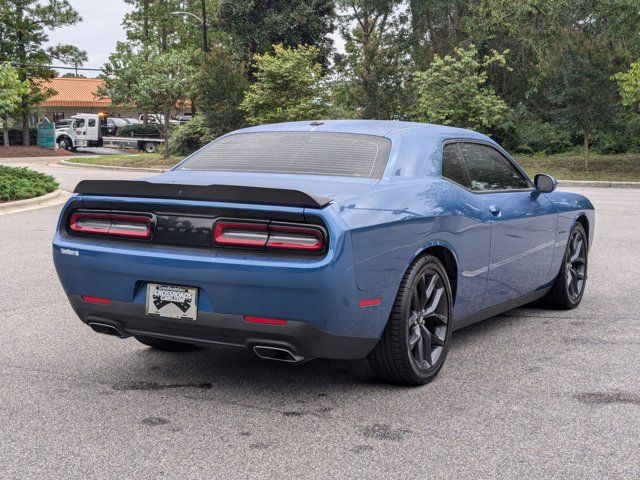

178,114,192,124
52,120,594,386
56,114,164,153
125,117,141,125
105,117,129,136
138,113,180,126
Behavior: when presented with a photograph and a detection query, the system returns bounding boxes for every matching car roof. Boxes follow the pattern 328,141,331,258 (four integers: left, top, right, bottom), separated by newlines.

232,119,490,142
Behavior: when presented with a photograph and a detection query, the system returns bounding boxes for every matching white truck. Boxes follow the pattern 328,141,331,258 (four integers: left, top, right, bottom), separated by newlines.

55,114,165,153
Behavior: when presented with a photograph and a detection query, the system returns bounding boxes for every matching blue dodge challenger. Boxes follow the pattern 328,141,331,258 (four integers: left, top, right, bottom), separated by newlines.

53,120,594,385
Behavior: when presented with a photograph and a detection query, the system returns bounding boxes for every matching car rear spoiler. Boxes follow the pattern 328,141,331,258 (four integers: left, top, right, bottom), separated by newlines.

73,180,332,209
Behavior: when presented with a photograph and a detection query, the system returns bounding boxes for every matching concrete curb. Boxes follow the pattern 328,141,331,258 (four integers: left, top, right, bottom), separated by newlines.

0,189,72,216
59,159,166,173
558,180,640,188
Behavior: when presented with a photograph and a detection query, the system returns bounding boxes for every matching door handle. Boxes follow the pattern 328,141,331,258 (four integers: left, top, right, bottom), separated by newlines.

489,205,501,217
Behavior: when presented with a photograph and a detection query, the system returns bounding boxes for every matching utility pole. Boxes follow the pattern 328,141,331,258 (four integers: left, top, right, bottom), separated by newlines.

201,0,209,53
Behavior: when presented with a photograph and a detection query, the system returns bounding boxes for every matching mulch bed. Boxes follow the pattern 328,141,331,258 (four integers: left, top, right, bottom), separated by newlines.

0,146,72,158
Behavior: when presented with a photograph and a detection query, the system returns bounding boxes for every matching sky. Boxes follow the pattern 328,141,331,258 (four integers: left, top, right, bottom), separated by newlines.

45,0,133,77
45,0,345,78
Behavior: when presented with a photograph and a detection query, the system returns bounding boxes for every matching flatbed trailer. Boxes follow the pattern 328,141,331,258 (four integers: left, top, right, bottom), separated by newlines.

101,136,165,153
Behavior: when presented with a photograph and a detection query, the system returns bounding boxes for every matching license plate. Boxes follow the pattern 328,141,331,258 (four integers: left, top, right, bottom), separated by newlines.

145,284,198,320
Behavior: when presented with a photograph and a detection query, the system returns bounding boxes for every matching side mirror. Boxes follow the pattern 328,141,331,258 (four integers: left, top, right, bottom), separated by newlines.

534,173,557,193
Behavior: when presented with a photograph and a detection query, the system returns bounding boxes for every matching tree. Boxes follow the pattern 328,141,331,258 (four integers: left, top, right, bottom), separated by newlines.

0,63,28,147
171,45,249,156
541,35,616,167
530,0,640,166
0,0,85,146
101,46,197,158
219,0,335,70
412,45,510,133
336,0,412,119
409,0,470,68
614,62,640,110
194,45,248,136
241,44,329,124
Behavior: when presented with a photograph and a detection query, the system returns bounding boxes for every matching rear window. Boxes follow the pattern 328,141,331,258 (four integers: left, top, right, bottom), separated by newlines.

178,131,392,178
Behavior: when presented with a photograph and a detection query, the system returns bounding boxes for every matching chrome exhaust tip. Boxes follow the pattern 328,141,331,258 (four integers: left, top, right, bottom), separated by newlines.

253,345,304,363
88,322,125,338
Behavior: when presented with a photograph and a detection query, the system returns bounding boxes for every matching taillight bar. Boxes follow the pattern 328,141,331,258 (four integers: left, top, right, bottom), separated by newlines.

212,221,268,247
69,211,152,239
213,220,326,253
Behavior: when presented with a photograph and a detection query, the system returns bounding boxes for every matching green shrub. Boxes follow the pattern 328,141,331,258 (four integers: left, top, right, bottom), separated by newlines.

169,115,217,156
0,165,59,202
116,124,162,138
0,127,38,146
510,107,574,155
591,112,640,154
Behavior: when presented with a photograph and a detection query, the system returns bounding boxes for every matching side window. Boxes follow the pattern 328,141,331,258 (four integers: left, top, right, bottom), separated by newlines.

442,143,471,188
88,119,96,127
459,143,529,191
74,119,85,128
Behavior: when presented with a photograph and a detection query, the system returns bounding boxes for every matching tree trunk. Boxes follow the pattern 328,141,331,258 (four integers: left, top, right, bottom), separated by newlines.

22,97,30,147
3,115,10,148
583,129,590,169
163,105,171,159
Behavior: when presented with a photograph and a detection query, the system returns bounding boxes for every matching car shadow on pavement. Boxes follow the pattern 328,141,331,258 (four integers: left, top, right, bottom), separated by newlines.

101,306,544,405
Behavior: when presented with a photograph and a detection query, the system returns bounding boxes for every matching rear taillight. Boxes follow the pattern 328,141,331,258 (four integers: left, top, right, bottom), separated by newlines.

69,212,152,239
213,220,326,253
213,221,268,247
266,224,324,251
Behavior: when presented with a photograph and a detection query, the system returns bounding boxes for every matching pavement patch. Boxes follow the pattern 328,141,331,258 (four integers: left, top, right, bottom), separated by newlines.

112,381,213,391
141,417,171,426
573,391,640,406
361,423,411,441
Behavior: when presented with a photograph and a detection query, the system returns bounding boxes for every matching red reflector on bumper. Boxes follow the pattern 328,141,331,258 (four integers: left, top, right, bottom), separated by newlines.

243,316,288,326
81,295,111,305
359,298,382,308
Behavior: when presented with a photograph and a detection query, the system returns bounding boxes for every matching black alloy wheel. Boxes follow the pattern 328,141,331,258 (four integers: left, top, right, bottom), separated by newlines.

542,222,588,309
368,255,453,385
408,271,448,369
566,228,587,302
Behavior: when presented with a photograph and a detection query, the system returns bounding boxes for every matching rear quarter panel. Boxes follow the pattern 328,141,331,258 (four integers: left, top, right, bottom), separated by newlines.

335,179,492,320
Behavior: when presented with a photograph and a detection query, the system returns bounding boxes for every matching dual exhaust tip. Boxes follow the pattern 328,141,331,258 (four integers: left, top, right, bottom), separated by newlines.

88,322,305,363
253,345,304,363
88,322,126,338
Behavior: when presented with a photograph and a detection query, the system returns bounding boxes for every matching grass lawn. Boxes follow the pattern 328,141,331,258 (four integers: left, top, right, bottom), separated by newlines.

67,151,640,182
516,152,640,182
0,165,59,202
67,153,182,169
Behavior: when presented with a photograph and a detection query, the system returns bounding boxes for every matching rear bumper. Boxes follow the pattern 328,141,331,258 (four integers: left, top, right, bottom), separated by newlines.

53,195,397,357
69,295,378,360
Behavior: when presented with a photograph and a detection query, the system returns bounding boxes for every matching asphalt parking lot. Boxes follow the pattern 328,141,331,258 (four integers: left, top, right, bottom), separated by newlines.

1,186,638,479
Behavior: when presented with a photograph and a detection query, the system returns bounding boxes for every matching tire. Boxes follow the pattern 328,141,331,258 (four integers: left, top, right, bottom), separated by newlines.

368,255,454,386
134,335,198,352
143,142,157,154
58,138,71,150
542,223,588,309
